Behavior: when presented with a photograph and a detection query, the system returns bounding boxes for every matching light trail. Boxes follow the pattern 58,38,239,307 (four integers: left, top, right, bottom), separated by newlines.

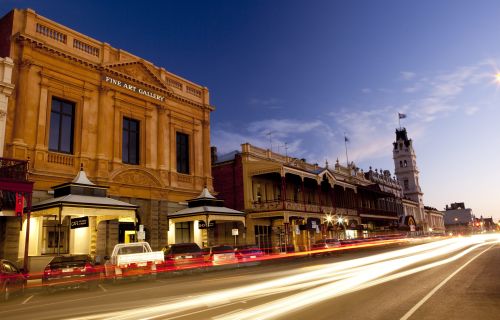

68,234,500,320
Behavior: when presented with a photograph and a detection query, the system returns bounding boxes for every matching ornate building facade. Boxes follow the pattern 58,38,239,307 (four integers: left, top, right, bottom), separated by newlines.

0,9,213,262
212,144,405,253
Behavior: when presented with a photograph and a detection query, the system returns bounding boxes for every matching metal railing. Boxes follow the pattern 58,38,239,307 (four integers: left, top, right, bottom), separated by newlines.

0,157,29,182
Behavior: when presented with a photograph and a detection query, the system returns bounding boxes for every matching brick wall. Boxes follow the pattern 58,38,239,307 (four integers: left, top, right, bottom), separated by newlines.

212,155,244,211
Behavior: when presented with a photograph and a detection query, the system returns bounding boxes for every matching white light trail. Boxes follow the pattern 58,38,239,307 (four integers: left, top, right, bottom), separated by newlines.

69,234,500,320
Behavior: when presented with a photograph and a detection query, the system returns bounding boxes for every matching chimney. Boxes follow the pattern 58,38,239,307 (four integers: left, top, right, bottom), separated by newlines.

210,146,217,164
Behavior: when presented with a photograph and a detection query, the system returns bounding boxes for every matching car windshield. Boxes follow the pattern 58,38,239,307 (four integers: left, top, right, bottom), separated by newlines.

212,246,233,253
171,244,201,254
118,246,146,255
239,248,262,254
49,255,91,268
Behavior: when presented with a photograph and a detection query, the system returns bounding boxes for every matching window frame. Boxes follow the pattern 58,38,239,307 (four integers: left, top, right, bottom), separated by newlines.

122,117,140,165
176,132,190,174
48,97,75,154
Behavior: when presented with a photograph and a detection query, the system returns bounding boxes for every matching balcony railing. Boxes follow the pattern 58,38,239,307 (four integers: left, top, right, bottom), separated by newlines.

0,157,29,182
251,200,336,214
357,207,398,217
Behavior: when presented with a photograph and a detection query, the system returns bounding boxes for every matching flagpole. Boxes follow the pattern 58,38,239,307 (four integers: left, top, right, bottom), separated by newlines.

398,113,401,129
344,132,349,166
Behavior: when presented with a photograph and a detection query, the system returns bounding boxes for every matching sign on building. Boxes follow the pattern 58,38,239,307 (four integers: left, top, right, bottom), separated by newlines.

70,216,89,229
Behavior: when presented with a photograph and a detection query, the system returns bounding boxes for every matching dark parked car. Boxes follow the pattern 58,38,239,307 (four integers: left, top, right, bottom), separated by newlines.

202,245,237,265
42,255,99,292
162,243,204,269
234,246,265,263
1,259,26,301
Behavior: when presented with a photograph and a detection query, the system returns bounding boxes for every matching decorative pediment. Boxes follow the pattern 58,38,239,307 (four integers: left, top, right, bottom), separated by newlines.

111,168,163,188
318,169,336,187
105,60,166,89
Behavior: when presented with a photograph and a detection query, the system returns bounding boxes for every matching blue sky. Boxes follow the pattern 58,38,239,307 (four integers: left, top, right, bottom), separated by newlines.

2,1,499,220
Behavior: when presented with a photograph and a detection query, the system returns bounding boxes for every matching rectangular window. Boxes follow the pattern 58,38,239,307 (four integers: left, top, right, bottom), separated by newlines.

176,132,190,174
49,97,75,154
122,117,140,165
404,179,409,190
175,222,192,243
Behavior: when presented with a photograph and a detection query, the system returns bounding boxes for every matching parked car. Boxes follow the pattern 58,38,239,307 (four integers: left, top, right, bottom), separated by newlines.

42,255,99,292
162,243,204,269
311,238,341,255
104,242,164,281
234,246,265,263
1,259,26,301
202,245,237,266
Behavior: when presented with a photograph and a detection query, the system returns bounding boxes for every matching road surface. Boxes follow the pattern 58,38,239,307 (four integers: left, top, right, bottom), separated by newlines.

1,234,499,320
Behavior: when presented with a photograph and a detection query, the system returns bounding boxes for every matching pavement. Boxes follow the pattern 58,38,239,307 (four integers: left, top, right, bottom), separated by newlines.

1,234,499,320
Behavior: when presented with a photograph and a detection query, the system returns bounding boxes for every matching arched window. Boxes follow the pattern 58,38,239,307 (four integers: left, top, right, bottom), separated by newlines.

404,160,408,167
400,161,403,167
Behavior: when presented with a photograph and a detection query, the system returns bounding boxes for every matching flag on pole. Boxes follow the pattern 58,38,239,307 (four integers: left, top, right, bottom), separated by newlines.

344,135,349,143
398,113,407,119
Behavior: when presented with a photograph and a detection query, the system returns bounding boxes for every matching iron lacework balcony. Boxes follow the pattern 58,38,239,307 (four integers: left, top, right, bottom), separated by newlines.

0,157,33,210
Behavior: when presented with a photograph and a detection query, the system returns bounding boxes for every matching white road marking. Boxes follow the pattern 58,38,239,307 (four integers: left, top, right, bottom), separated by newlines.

22,295,34,305
162,301,244,320
399,244,495,320
98,284,107,292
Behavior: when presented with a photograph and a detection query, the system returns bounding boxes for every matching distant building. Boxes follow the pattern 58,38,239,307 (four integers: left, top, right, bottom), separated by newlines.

442,202,474,234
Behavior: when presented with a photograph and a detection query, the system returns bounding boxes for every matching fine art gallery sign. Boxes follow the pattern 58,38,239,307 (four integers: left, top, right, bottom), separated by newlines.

104,76,165,102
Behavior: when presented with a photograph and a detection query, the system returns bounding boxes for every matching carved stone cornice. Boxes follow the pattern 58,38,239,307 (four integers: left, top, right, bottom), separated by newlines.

16,33,210,110
19,58,33,70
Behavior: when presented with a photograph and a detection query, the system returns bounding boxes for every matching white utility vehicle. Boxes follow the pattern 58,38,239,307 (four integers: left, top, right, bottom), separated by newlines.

104,242,164,281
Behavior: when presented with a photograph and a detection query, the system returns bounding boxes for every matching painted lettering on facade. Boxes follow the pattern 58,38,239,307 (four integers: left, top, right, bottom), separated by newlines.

104,76,165,102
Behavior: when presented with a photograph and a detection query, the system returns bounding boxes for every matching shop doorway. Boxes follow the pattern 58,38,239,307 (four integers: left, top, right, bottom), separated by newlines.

255,225,272,253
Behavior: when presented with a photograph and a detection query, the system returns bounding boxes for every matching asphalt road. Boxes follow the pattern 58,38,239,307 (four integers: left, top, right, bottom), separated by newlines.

1,235,499,320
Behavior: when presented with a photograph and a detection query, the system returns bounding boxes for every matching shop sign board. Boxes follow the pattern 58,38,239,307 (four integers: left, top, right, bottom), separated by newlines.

71,217,89,229
199,220,216,229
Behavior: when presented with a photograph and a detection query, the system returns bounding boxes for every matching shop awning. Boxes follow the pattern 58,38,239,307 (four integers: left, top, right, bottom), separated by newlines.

168,188,245,225
30,168,137,219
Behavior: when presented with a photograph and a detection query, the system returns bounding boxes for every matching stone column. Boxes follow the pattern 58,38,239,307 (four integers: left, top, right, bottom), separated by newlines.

12,59,32,149
0,57,14,157
96,86,112,178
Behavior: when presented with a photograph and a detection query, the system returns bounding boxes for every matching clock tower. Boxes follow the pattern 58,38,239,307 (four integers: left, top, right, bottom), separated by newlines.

393,128,426,226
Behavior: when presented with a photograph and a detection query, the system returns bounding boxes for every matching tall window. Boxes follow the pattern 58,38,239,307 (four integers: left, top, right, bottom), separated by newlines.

176,132,190,174
122,117,140,165
404,179,409,190
49,98,75,154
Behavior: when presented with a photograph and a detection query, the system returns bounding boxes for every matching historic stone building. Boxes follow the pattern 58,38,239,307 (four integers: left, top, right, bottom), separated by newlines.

393,127,444,234
212,144,406,253
0,9,213,262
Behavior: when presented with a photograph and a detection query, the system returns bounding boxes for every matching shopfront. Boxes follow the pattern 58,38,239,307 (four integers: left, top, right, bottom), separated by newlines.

21,169,137,271
167,188,245,248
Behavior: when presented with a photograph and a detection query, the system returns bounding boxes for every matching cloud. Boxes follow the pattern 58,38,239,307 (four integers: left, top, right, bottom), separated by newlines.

401,71,416,80
213,60,496,173
464,106,479,116
212,118,335,160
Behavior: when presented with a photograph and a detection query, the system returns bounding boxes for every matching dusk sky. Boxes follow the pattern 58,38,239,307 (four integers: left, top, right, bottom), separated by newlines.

2,0,499,220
